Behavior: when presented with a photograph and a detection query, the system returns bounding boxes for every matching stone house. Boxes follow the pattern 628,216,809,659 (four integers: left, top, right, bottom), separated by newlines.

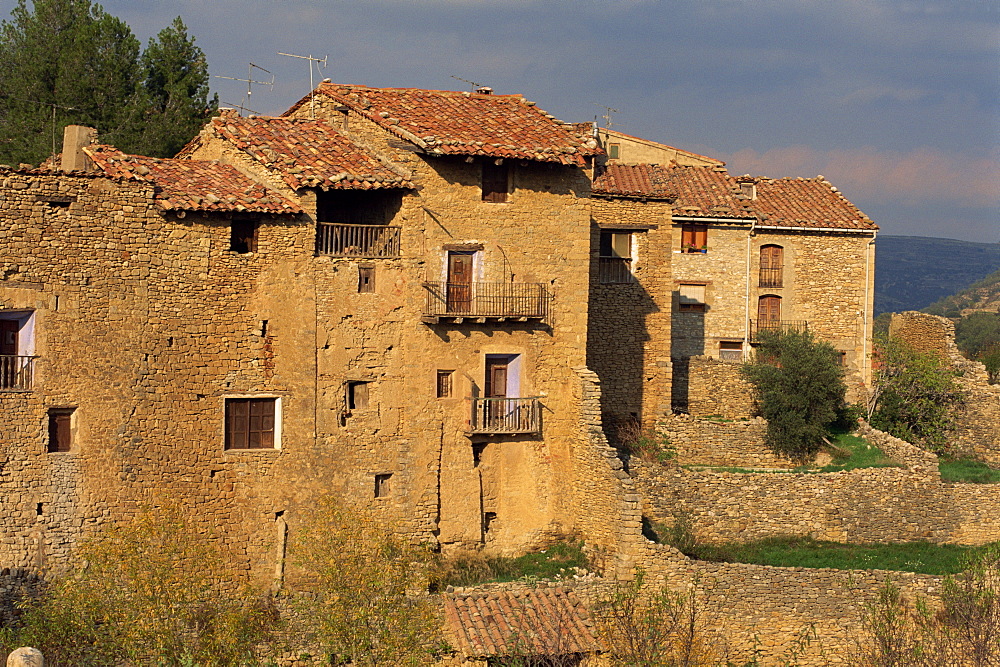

591,162,877,421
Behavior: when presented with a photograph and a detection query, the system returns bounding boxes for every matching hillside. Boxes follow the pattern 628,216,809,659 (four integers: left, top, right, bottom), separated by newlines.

875,236,1000,315
924,268,1000,317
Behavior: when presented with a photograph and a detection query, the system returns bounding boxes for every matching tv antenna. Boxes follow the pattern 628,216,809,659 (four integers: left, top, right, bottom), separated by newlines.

593,103,621,130
278,52,328,118
214,63,274,112
451,75,488,93
220,101,262,117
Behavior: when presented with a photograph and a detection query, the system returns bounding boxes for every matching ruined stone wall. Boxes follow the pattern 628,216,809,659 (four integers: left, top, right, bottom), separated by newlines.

586,197,673,432
633,423,1000,546
683,356,754,418
658,414,800,468
890,311,1000,465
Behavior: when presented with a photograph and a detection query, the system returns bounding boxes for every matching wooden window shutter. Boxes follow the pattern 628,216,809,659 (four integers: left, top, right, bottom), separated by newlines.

481,162,509,203
47,409,73,453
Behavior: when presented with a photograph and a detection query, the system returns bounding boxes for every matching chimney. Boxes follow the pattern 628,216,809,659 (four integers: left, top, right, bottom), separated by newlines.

475,86,493,95
737,176,757,200
61,125,97,173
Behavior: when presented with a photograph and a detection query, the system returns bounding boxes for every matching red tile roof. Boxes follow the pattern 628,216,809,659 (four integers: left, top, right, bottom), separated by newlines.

199,117,412,191
285,84,602,166
594,164,877,231
85,146,301,214
443,587,604,659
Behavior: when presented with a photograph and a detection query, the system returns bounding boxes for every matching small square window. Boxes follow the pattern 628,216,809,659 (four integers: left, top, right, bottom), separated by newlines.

436,370,453,398
719,341,743,362
347,381,370,411
374,473,392,498
678,284,707,312
47,408,75,453
482,161,509,203
608,143,620,160
681,224,707,253
225,398,276,449
230,220,258,254
358,266,375,293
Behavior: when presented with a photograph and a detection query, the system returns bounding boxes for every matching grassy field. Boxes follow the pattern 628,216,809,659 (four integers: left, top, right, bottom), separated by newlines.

939,458,1000,483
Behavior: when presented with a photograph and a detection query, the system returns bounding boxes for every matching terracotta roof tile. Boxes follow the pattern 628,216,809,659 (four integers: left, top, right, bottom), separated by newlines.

85,146,301,214
286,84,602,166
205,117,412,191
594,164,877,231
443,587,604,659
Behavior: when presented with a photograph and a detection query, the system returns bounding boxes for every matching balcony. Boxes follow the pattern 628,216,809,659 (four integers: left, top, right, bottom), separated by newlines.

0,355,35,391
422,282,552,324
316,222,401,258
749,319,809,342
758,267,783,288
470,397,541,434
598,257,635,284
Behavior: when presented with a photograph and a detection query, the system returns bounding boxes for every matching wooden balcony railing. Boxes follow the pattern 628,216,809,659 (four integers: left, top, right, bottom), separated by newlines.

0,355,35,391
758,267,783,288
316,222,401,258
423,282,551,323
598,257,635,284
470,397,541,434
749,319,809,342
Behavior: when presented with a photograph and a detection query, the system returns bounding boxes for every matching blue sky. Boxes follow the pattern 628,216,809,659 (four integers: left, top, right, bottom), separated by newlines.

3,0,998,242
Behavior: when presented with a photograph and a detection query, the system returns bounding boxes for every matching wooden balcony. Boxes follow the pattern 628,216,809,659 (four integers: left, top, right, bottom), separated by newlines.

749,319,809,342
422,282,551,324
470,397,541,434
0,355,35,391
316,222,401,258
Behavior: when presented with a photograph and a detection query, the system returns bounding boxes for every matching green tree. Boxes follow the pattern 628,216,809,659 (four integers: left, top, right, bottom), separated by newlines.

290,499,443,666
741,328,847,459
955,311,1000,358
868,335,964,453
0,1,214,165
137,16,217,158
0,504,277,665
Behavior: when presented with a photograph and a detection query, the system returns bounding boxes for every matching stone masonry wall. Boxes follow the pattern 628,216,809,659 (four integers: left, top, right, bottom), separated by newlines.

659,413,801,468
683,356,755,418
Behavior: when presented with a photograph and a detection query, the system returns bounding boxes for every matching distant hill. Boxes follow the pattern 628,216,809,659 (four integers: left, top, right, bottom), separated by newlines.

924,268,1000,317
874,236,1000,315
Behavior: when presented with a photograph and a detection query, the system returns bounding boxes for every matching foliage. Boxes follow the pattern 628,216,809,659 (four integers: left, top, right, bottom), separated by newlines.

955,311,1000,358
432,540,590,588
979,343,1000,384
596,569,723,666
815,432,901,473
855,545,1000,666
615,418,676,464
867,335,965,453
0,1,215,165
741,328,846,459
938,458,1000,484
0,505,277,666
290,499,443,666
681,535,998,576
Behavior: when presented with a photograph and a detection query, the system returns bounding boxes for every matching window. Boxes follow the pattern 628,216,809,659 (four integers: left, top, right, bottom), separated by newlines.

608,143,620,159
47,408,75,452
225,397,276,449
374,473,392,498
1,311,35,391
358,265,375,293
677,284,707,312
759,245,783,287
681,224,708,253
719,341,743,362
598,231,634,283
436,370,453,398
347,381,370,411
481,161,509,203
230,220,258,254
758,295,781,326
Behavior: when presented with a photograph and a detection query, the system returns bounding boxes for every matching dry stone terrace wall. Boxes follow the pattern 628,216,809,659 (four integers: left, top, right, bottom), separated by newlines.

587,197,673,432
682,356,754,418
660,413,801,468
633,422,1000,546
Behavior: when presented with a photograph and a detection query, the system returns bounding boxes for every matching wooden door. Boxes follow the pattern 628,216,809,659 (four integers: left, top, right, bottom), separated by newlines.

758,295,781,326
0,320,17,356
484,358,509,430
446,252,473,313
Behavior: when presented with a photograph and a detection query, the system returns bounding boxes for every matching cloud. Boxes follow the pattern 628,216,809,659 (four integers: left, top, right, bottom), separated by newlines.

725,145,1000,208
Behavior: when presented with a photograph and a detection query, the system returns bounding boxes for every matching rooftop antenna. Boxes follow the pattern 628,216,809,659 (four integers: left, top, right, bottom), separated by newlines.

220,101,262,117
278,52,328,118
451,75,488,93
214,63,275,110
593,103,621,131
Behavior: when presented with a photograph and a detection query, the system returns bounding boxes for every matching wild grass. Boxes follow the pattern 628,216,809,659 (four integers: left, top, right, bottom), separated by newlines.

939,458,1000,484
432,541,590,588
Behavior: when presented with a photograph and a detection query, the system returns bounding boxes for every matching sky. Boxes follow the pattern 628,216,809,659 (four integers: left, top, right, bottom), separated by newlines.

2,0,997,243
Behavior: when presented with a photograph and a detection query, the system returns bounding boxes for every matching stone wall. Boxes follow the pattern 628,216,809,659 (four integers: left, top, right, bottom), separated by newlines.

633,422,1000,546
683,356,755,418
658,413,800,468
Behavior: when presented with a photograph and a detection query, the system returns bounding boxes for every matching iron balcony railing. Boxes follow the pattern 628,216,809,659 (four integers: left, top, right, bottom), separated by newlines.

470,397,541,434
0,355,35,391
758,267,783,288
598,257,635,284
749,319,809,342
423,282,551,321
316,223,401,258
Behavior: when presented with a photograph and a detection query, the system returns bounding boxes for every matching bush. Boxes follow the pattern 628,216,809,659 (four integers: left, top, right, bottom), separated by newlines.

741,328,846,459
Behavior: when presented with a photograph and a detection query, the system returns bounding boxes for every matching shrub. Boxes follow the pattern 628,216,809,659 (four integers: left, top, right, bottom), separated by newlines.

741,328,846,459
